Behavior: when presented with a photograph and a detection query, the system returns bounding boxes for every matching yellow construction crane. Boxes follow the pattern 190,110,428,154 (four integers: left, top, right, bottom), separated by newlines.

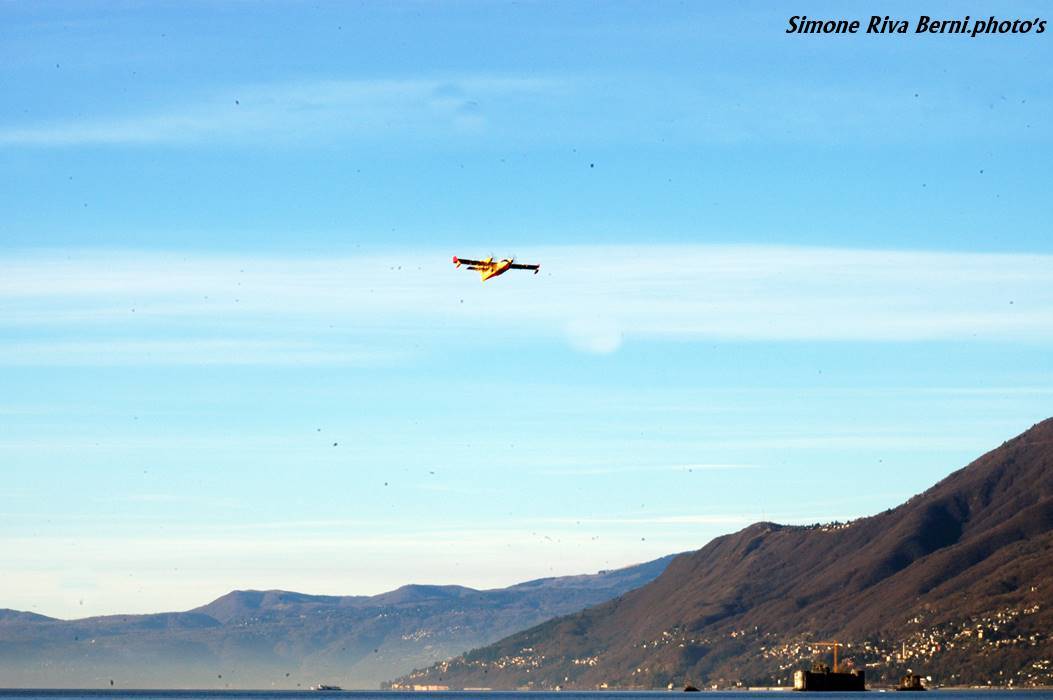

812,641,843,672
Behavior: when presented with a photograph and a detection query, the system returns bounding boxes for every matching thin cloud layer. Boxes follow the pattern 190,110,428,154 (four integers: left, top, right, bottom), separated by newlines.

2,244,1052,364
0,76,560,146
2,72,1046,148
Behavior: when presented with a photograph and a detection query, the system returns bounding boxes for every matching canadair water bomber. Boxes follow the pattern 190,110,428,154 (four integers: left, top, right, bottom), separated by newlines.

452,255,540,281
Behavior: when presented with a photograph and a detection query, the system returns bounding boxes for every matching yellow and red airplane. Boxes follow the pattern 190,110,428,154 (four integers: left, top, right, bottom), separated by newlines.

452,255,540,281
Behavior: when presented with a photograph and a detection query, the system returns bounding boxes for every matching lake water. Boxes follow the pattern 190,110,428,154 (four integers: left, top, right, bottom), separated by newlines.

1,691,1052,700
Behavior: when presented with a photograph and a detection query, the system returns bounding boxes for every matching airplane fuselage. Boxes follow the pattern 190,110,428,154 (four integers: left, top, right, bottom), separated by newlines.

480,259,513,281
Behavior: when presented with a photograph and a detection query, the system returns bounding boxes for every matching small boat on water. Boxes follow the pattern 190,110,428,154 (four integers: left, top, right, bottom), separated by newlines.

310,685,343,691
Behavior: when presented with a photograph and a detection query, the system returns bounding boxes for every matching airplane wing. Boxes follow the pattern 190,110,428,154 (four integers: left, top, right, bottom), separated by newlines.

509,263,540,273
453,256,487,267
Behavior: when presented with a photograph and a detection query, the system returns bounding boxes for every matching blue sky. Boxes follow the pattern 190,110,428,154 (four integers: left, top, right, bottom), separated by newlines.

2,1,1052,618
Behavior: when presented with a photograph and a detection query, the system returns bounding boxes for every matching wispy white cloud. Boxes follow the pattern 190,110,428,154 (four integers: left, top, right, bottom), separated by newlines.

2,70,1044,148
0,339,395,366
2,244,1052,364
691,433,987,451
0,76,560,146
912,386,1053,396
410,482,505,496
545,514,752,526
538,463,755,476
0,435,292,451
541,511,860,527
100,492,243,509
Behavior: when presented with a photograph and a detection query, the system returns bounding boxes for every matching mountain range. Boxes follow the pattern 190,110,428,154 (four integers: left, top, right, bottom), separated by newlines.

398,418,1053,690
0,555,673,688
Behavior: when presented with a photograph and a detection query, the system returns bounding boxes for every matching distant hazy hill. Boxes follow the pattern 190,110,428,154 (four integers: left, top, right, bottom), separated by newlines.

0,555,674,688
399,418,1053,690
